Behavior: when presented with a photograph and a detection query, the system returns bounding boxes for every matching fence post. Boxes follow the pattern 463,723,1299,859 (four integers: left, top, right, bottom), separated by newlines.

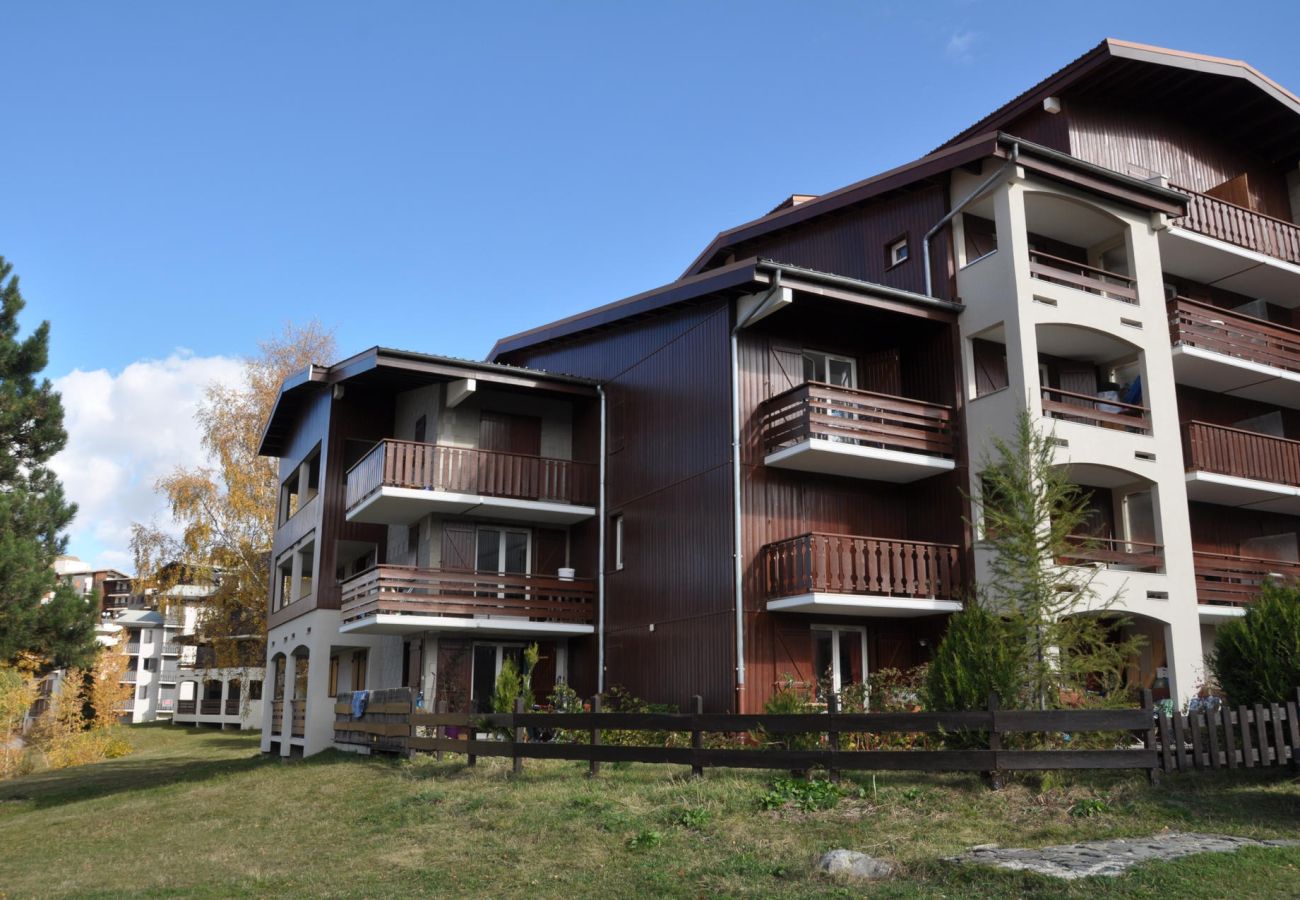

691,695,704,778
1140,689,1159,785
986,691,1003,791
435,698,446,762
826,692,840,783
466,702,477,768
1157,706,1174,774
588,694,601,778
1289,688,1300,772
512,697,525,777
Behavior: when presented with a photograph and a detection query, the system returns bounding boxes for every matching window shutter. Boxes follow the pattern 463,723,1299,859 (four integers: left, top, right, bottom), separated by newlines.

767,344,804,398
440,522,476,572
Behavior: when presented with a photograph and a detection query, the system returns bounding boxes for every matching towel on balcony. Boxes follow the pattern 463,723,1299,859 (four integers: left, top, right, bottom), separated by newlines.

1121,375,1142,405
351,690,369,719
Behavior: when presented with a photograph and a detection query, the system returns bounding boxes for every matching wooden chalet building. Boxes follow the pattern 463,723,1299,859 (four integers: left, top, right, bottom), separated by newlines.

260,40,1300,757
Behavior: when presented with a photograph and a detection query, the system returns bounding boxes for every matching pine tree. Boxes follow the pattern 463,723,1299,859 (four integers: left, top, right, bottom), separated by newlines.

0,256,96,670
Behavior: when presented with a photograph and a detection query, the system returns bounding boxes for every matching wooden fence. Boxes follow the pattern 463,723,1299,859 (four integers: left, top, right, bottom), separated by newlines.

1155,690,1300,773
333,688,1176,782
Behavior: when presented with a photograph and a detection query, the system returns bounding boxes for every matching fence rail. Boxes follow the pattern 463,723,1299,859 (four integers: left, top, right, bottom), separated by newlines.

1193,551,1300,605
1040,386,1152,434
1028,250,1137,303
345,439,597,512
1182,420,1300,487
1168,296,1300,375
762,532,962,601
1060,536,1165,573
759,382,955,459
1156,691,1300,772
1171,184,1300,265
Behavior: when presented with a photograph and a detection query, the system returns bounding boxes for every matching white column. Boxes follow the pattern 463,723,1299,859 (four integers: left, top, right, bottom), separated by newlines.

279,654,297,757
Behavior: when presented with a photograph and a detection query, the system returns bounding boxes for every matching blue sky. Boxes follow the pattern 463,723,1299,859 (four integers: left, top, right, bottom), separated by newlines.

5,1,1298,568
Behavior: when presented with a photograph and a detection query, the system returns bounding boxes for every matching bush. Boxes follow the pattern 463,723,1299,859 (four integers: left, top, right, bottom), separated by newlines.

1209,581,1300,706
925,602,1023,711
754,676,819,752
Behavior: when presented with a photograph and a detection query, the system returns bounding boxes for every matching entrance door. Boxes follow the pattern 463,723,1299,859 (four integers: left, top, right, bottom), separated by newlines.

812,626,867,698
470,643,526,713
477,527,529,604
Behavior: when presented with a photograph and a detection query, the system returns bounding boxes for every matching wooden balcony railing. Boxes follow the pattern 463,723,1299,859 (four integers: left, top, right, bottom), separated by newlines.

1193,551,1300,606
759,382,955,459
1059,536,1164,573
291,701,305,738
1040,386,1152,434
176,700,196,715
225,699,240,716
125,642,141,654
271,700,284,735
1028,250,1137,303
345,439,597,512
340,565,596,626
762,533,963,601
1182,420,1300,487
1171,183,1300,265
120,670,138,684
1168,296,1300,375
200,699,222,716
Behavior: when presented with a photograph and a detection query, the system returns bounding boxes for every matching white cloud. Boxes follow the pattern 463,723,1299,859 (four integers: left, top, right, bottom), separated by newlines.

945,30,979,64
50,352,245,572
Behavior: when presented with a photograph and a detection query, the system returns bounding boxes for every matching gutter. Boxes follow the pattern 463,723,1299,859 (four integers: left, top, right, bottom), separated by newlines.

923,142,1020,297
756,259,963,313
596,384,607,693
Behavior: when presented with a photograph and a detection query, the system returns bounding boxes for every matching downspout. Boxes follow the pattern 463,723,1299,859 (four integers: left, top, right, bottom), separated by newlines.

729,270,783,708
596,384,607,693
923,141,1020,297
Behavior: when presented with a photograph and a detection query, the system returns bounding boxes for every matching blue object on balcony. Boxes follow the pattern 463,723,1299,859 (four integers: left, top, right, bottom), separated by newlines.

1121,375,1142,405
351,690,369,719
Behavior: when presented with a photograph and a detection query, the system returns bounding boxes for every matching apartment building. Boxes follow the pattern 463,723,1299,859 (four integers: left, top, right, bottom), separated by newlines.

261,39,1300,755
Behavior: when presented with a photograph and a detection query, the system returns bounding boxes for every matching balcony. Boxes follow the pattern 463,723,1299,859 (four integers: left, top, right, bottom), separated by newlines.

120,670,138,684
345,439,597,526
1182,421,1300,514
1040,386,1151,434
1059,536,1165,573
161,643,181,656
271,700,283,736
200,699,222,716
761,533,963,617
338,565,596,636
1168,298,1300,407
176,700,197,716
1171,184,1300,267
1193,551,1300,614
226,699,240,716
125,642,141,654
1028,251,1137,304
291,701,305,738
759,383,956,483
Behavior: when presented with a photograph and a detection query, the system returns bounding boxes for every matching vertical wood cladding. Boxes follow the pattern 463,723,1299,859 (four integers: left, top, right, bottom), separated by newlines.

727,186,955,300
501,301,739,713
1188,503,1300,557
1064,96,1292,218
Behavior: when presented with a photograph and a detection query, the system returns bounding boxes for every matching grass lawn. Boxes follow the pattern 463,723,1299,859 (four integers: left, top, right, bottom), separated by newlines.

1,725,1298,898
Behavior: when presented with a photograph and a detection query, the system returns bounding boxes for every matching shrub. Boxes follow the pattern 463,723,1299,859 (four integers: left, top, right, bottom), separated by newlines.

754,676,819,752
925,602,1023,712
1209,581,1300,706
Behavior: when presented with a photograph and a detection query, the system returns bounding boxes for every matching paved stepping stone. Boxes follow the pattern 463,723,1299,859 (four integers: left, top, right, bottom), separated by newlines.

948,832,1299,880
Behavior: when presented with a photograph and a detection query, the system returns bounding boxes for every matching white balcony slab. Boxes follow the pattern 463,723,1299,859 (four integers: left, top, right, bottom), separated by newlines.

764,438,955,483
1198,605,1248,624
766,592,961,618
339,613,595,637
1171,345,1300,409
347,486,596,526
1185,471,1300,515
1161,227,1300,305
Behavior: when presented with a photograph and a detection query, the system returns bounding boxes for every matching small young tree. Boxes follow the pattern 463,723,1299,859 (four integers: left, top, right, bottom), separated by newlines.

925,599,1024,711
970,411,1143,709
1209,581,1300,706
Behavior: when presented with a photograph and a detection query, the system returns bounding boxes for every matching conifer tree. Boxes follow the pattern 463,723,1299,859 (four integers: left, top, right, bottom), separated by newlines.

0,256,96,670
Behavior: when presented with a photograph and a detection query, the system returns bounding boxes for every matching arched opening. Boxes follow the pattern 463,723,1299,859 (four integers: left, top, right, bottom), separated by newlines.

1056,464,1163,573
226,678,241,717
1061,610,1172,707
1023,191,1135,303
269,653,286,737
1035,323,1149,433
201,679,222,716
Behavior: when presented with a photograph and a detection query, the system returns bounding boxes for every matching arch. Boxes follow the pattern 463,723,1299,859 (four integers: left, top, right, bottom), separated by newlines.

1022,188,1130,246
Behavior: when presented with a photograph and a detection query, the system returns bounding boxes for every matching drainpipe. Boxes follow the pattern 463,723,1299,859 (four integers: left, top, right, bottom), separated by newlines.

923,141,1020,297
596,384,607,693
728,270,784,708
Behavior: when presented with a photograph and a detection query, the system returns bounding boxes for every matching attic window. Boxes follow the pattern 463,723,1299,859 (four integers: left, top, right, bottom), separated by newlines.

887,236,909,269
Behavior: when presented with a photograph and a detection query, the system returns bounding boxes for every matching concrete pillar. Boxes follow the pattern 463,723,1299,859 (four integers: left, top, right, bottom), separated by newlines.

279,654,297,757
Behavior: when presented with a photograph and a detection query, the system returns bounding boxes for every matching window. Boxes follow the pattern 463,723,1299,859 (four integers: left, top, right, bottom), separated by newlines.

351,651,368,692
143,658,156,672
248,680,263,701
137,686,148,699
278,446,321,526
613,515,624,571
963,214,998,264
477,527,529,575
276,557,293,611
328,656,339,698
887,235,909,268
801,350,856,388
812,626,867,697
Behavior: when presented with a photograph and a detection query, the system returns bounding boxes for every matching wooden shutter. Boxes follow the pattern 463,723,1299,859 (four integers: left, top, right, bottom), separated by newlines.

533,528,568,576
859,349,901,395
404,640,423,690
767,344,804,398
435,639,472,713
972,339,1009,396
441,522,477,572
529,641,558,702
1205,173,1252,210
480,411,542,456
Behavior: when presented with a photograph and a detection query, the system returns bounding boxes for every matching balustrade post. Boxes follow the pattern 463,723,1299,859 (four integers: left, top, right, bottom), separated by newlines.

691,695,704,778
588,694,602,778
